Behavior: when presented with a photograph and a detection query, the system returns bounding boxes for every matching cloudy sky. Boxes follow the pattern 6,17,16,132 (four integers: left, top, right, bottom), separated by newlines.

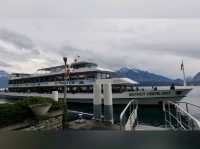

0,0,200,79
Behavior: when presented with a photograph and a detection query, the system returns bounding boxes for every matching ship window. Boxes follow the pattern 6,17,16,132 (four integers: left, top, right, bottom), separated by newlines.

81,86,87,92
71,62,97,69
79,81,84,84
9,80,13,84
55,75,63,81
73,87,77,91
176,91,182,95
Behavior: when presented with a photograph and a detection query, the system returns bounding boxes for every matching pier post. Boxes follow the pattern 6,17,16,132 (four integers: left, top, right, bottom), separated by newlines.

103,82,113,124
93,81,102,120
52,91,58,102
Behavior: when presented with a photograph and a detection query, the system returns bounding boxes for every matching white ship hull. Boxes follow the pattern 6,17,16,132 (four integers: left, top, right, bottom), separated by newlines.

0,88,191,105
62,88,191,105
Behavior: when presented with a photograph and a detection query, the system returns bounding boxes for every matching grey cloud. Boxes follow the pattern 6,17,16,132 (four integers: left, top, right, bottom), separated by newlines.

0,28,34,49
58,45,128,70
0,60,12,67
0,28,40,62
0,0,200,18
120,42,200,60
0,18,199,78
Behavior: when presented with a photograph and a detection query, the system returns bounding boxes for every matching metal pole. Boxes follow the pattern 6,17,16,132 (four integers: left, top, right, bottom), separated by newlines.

62,57,68,129
168,103,172,128
181,60,187,86
163,102,167,128
185,103,190,129
186,103,189,113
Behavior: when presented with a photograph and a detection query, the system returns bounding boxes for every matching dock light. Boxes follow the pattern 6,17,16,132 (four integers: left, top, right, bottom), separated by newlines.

63,57,69,129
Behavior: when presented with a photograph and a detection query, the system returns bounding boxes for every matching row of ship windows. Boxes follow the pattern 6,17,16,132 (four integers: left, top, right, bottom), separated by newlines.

9,80,93,86
9,73,111,84
9,85,135,93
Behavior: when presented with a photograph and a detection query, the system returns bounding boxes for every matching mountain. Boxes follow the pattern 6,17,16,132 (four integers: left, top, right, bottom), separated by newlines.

0,70,9,88
192,72,200,82
116,67,183,86
187,72,200,85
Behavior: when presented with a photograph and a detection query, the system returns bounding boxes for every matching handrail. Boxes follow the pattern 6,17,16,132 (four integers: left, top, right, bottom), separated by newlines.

170,101,200,126
120,99,138,131
120,101,133,121
177,101,200,111
163,101,200,130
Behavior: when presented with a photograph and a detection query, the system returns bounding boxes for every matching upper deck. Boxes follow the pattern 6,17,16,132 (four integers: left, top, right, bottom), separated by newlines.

9,61,114,80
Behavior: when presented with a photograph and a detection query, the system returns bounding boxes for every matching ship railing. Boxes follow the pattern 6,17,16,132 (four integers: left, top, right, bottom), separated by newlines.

120,99,138,131
8,79,95,88
177,101,200,114
162,101,200,130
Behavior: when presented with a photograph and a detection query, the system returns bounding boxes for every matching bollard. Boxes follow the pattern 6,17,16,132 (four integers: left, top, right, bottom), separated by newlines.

103,83,113,124
52,91,58,102
93,81,102,120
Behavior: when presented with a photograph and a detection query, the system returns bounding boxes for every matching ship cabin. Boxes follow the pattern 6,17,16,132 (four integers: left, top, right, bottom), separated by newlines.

8,61,137,94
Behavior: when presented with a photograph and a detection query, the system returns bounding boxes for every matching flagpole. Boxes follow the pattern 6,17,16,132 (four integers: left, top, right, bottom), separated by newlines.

183,67,186,86
181,60,187,86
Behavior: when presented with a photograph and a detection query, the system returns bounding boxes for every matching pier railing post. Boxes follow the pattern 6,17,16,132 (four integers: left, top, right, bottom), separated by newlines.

52,91,58,102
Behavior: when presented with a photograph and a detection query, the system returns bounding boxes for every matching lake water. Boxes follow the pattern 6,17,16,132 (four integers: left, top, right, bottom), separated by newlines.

182,86,200,105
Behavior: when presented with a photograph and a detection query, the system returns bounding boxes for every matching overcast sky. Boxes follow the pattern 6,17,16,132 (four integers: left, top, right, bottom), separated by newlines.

0,0,200,79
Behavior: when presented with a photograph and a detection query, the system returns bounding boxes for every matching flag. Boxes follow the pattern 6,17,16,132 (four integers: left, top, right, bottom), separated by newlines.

181,60,184,71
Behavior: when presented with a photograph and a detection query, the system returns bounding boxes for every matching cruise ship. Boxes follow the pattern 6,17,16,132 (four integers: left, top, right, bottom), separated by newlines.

7,59,192,105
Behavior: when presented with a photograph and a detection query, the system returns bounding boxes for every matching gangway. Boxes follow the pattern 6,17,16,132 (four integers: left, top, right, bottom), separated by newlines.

120,99,138,131
162,101,200,130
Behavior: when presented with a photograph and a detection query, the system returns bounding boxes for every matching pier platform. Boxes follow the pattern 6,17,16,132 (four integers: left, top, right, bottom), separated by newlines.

135,124,168,131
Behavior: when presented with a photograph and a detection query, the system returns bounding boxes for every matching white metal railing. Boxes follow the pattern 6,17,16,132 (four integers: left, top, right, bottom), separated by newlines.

177,101,200,114
120,99,138,131
8,79,95,88
163,101,200,130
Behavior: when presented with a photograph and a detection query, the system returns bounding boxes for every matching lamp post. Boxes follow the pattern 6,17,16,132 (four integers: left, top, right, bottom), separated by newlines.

63,57,69,129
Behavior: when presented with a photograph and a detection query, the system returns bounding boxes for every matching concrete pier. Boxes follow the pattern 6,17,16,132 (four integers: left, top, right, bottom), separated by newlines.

93,79,113,124
93,82,102,120
103,83,113,124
